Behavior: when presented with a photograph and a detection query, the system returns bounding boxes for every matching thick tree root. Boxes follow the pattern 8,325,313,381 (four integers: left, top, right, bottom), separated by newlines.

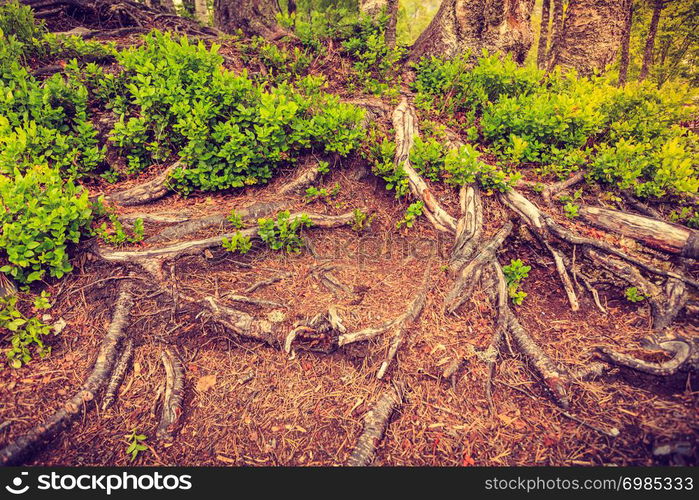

0,286,133,465
392,97,457,233
347,382,404,466
101,338,134,410
586,249,688,330
192,295,282,346
581,206,699,259
105,161,182,207
96,211,357,275
598,337,699,376
156,347,185,442
449,185,483,272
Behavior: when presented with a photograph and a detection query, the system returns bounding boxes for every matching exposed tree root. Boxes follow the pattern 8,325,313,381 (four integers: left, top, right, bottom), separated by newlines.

392,97,457,233
580,206,699,259
244,272,292,294
449,185,483,272
347,382,404,466
105,161,182,207
191,295,282,346
586,249,688,330
156,347,185,442
147,200,286,244
541,170,585,207
101,338,134,410
598,336,699,376
96,211,357,276
0,286,133,465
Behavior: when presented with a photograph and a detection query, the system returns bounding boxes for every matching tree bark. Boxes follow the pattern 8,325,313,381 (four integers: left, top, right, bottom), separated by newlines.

385,0,399,48
545,0,564,69
213,0,281,37
194,0,208,24
536,0,551,69
639,0,664,81
580,206,699,259
618,0,633,86
410,0,536,64
549,0,626,75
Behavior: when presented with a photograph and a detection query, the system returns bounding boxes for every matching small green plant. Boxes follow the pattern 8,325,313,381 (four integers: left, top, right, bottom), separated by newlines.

351,208,374,232
257,211,312,253
317,160,330,175
304,183,340,202
396,201,424,229
502,259,531,305
227,209,245,229
563,202,579,219
1,294,53,368
96,214,144,246
125,429,148,462
624,287,648,303
221,231,252,254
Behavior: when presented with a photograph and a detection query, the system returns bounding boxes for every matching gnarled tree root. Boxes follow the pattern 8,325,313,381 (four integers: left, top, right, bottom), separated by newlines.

105,161,182,207
392,97,457,234
0,286,133,465
101,338,134,410
156,347,185,442
347,382,404,466
598,337,699,376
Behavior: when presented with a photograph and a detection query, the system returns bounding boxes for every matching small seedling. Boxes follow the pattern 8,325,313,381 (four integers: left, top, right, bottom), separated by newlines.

125,429,148,462
396,201,424,229
502,259,531,305
227,209,245,229
221,231,252,254
625,287,647,303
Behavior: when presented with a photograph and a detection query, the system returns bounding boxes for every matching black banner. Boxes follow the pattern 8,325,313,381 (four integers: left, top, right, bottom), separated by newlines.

0,467,696,499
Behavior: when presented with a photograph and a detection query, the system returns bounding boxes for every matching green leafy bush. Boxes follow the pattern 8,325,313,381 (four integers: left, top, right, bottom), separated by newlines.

0,165,93,284
341,12,405,95
106,32,364,193
257,211,312,253
221,232,252,254
1,292,53,368
412,52,540,118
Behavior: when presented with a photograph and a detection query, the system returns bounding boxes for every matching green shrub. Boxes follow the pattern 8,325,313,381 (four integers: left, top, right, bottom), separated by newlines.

0,1,44,61
221,232,252,254
341,12,405,95
0,165,93,284
412,52,541,118
396,201,423,229
106,32,364,193
257,211,312,253
1,293,53,368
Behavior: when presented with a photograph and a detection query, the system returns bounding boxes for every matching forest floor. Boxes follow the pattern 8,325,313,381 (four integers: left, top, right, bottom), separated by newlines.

0,28,698,467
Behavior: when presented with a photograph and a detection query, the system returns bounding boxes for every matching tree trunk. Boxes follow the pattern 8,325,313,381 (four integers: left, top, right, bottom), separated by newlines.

194,0,208,24
545,0,564,69
549,0,626,75
410,0,536,63
639,0,664,81
385,0,399,48
536,0,551,69
618,0,633,86
213,0,281,37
